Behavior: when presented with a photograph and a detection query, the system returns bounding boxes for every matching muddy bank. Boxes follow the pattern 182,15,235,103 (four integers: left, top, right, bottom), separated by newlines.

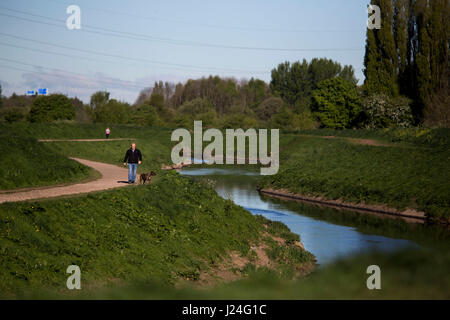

259,188,427,224
183,229,314,288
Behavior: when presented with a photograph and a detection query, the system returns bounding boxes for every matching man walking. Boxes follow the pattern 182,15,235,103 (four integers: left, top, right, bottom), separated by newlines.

123,143,142,184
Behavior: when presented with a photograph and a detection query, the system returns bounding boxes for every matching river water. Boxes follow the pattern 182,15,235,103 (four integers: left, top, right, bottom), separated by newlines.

180,167,417,266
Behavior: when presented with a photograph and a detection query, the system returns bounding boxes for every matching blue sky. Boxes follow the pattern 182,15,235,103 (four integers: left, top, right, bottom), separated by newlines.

0,0,368,103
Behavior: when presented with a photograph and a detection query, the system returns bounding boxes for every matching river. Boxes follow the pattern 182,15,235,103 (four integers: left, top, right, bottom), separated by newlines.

180,167,417,266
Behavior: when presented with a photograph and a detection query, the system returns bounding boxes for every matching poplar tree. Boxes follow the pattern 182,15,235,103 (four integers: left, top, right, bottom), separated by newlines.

364,0,449,124
393,0,410,94
414,0,432,117
363,0,399,96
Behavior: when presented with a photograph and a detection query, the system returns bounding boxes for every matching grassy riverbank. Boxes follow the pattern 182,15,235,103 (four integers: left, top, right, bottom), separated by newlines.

3,123,448,220
2,123,448,220
261,128,450,221
0,171,313,298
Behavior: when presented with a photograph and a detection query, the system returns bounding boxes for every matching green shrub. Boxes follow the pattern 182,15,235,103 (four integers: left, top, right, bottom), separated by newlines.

311,78,362,129
28,94,75,123
2,108,26,123
362,94,413,128
255,97,284,121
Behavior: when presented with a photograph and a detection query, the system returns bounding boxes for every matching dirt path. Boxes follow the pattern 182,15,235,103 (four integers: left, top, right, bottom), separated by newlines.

306,135,392,147
38,138,134,142
0,158,130,204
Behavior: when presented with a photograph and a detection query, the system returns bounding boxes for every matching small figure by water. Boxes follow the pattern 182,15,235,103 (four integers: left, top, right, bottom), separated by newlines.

123,143,142,184
105,127,111,139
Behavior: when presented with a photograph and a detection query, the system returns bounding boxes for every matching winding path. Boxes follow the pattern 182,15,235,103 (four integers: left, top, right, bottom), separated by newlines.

0,158,130,204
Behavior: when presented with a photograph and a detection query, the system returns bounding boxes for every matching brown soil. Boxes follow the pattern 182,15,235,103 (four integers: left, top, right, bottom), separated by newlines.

300,134,392,147
260,188,427,224
346,137,392,147
187,231,313,288
0,158,130,204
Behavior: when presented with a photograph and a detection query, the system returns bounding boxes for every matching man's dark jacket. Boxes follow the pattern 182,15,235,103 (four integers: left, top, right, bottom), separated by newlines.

123,148,142,164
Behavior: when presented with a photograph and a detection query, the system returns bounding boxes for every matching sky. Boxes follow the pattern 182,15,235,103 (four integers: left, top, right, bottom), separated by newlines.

0,0,369,104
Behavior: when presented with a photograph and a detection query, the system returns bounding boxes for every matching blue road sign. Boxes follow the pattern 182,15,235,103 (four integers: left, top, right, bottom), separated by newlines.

38,88,48,95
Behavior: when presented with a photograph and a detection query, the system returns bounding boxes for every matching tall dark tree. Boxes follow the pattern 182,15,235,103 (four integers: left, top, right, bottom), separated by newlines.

364,0,399,96
393,0,410,94
414,0,432,118
364,0,449,124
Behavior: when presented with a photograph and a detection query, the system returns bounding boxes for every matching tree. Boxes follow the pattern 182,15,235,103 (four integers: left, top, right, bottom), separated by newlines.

3,108,26,123
270,58,358,106
393,0,410,94
363,0,449,124
270,60,311,105
148,93,165,111
94,99,131,124
28,94,75,122
311,78,362,129
90,91,110,110
363,0,399,96
72,97,93,123
132,104,164,127
255,97,284,121
0,84,2,109
239,78,270,111
179,97,214,115
134,87,152,106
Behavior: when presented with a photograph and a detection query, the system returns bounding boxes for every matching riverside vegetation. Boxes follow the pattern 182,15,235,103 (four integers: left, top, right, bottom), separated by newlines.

2,123,448,220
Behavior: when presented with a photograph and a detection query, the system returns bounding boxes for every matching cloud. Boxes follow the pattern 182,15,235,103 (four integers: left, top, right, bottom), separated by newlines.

14,70,189,104
0,79,10,89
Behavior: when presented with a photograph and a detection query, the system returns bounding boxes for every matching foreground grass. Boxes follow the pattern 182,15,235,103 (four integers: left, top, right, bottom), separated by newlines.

17,246,450,299
0,130,94,190
0,171,313,298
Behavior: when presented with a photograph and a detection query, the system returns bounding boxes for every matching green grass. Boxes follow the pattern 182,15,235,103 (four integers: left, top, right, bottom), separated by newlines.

3,123,448,218
0,130,94,190
260,131,450,219
1,122,175,174
0,123,449,299
3,123,447,219
0,171,313,298
17,247,450,299
288,127,450,148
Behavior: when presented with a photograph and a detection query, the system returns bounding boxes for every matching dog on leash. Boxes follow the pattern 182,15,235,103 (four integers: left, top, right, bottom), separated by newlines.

139,171,156,184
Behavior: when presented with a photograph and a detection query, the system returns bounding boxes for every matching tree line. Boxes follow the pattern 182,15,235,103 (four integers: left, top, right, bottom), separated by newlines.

0,58,364,130
0,1,447,130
